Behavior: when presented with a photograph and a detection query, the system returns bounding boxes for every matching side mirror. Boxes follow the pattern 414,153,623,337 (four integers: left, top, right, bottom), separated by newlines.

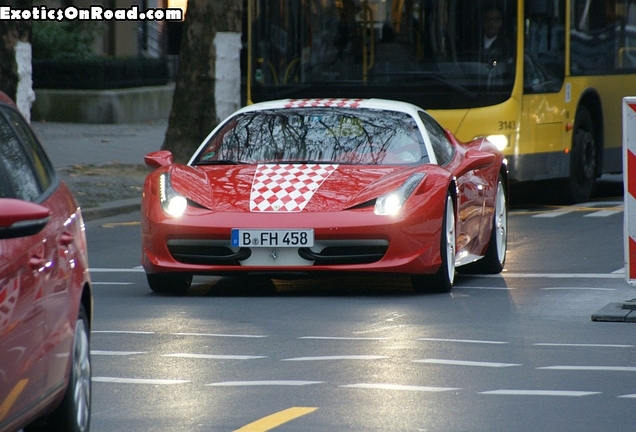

145,150,174,168
0,199,51,239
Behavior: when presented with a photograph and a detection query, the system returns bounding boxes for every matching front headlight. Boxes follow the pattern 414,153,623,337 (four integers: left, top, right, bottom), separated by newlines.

485,134,509,151
159,173,187,218
374,173,425,216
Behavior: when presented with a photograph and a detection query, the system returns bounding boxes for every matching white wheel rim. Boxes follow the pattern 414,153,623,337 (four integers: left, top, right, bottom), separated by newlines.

445,196,456,283
73,319,91,431
494,181,507,264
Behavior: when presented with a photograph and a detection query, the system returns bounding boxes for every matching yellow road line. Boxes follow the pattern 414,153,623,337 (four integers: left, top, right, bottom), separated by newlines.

234,407,318,432
0,379,28,420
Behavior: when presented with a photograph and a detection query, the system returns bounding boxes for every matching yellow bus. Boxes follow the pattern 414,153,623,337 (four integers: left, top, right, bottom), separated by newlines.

246,0,636,203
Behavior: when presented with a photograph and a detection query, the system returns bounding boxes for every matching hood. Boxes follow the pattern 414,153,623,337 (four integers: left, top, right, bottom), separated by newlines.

169,163,425,213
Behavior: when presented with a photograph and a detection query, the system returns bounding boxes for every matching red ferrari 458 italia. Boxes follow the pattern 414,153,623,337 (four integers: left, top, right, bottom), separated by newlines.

141,98,508,294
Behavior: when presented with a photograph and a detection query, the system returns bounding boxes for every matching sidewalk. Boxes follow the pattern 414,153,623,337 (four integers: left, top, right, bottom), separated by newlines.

32,120,168,220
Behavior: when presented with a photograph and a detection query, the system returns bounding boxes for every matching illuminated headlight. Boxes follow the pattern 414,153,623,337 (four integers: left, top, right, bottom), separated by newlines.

374,173,425,216
159,173,187,218
486,134,509,151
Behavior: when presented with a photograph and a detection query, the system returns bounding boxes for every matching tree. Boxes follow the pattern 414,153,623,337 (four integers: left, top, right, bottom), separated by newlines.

0,0,34,119
162,0,243,163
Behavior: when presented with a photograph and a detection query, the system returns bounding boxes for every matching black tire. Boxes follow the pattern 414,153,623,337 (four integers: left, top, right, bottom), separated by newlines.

412,193,455,293
563,106,597,203
147,272,193,295
26,305,91,432
462,175,507,274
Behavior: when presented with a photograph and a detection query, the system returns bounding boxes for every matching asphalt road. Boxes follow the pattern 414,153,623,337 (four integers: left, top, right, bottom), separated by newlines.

83,190,636,432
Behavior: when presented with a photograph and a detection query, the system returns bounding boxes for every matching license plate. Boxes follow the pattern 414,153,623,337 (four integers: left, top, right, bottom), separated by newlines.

231,229,314,247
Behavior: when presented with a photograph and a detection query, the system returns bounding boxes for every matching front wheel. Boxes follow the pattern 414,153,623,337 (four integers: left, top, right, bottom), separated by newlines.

147,272,193,295
412,193,456,293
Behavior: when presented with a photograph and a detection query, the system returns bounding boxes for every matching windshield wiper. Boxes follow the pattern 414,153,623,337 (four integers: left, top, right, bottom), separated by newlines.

194,159,248,166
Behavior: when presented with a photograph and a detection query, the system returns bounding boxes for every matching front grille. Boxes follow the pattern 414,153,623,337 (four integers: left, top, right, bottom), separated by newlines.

299,243,388,265
167,239,249,265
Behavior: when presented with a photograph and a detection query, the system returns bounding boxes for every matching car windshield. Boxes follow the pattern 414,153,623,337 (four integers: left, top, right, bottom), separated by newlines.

193,108,430,166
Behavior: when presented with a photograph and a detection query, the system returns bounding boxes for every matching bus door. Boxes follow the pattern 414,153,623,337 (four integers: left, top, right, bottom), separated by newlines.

518,0,567,181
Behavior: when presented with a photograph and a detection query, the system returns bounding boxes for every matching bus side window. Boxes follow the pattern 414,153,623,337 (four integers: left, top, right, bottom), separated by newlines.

418,111,454,166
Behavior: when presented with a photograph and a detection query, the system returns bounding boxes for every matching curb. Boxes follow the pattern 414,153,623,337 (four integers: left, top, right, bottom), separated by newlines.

81,198,141,221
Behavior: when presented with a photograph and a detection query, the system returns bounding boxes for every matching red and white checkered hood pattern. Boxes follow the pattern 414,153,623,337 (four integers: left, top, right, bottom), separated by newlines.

284,98,364,108
250,163,339,212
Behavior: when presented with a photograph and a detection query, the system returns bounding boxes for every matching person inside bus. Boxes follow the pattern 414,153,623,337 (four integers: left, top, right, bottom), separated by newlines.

481,4,512,66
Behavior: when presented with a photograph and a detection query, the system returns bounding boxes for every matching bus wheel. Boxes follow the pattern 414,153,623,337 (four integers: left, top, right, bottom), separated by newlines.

564,106,596,203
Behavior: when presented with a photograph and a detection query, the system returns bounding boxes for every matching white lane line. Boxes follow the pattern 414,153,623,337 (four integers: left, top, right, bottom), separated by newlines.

534,343,634,348
414,359,521,368
453,286,516,290
341,383,460,392
207,381,323,387
418,338,508,345
618,394,636,398
299,336,390,340
480,390,600,397
92,282,134,285
540,287,617,291
584,209,623,217
172,332,268,338
91,351,147,356
476,273,624,279
92,331,154,335
282,355,389,361
538,366,636,372
92,377,190,385
533,211,572,218
89,268,145,272
89,267,625,280
162,353,266,360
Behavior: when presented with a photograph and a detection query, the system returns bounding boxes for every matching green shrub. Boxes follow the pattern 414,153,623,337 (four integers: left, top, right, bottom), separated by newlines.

32,21,102,60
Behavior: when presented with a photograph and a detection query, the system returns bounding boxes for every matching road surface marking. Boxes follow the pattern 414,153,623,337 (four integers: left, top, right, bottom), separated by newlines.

92,377,190,385
282,355,389,361
538,366,636,371
476,273,624,279
92,330,154,334
163,353,266,360
534,343,634,348
414,359,521,367
584,209,623,217
173,332,268,338
340,383,459,392
91,350,147,356
234,407,318,432
417,338,508,344
299,336,390,340
540,287,617,291
89,268,145,272
92,282,134,285
207,381,323,387
480,390,600,396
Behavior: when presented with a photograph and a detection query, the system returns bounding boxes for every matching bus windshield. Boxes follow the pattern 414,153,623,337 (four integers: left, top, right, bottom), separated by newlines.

249,0,517,109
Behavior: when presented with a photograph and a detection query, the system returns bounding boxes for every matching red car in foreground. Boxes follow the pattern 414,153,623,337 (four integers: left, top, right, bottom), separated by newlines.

0,93,92,432
142,98,508,294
